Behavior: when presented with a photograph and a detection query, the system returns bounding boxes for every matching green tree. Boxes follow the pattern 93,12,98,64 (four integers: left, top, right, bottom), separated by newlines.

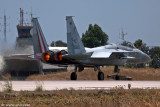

134,39,146,50
55,40,67,47
150,47,160,68
133,39,149,68
82,24,109,48
134,39,143,48
134,39,148,53
50,41,55,47
50,40,67,47
150,47,160,58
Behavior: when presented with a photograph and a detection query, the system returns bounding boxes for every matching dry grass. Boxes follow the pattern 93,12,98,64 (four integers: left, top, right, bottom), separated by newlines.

0,88,160,107
26,66,160,80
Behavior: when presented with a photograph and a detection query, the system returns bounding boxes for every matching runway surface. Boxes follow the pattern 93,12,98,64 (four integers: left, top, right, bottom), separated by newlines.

0,81,160,91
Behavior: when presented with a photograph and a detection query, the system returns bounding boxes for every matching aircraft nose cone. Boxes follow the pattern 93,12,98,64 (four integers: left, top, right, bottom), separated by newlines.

146,54,151,63
148,56,152,62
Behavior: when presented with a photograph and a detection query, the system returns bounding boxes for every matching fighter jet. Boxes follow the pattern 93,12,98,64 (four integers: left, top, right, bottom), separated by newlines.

32,17,151,80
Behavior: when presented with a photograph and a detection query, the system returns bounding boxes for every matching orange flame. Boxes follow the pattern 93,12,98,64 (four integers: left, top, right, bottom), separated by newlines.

58,53,63,61
44,53,50,61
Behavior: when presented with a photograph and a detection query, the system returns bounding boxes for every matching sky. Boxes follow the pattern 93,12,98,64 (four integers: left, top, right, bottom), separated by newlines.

0,0,160,46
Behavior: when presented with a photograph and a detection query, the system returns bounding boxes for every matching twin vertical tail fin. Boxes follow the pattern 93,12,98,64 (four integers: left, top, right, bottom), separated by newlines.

32,17,85,56
32,18,49,55
66,16,86,55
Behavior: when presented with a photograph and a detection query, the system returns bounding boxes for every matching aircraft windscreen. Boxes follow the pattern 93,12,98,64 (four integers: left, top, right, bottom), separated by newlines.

117,41,135,48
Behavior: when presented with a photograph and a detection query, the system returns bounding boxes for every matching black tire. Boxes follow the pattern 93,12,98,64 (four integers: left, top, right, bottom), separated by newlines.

70,72,77,80
115,75,120,80
98,72,104,80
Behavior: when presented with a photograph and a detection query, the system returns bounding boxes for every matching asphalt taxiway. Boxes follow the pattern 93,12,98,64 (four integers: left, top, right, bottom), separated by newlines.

0,81,160,91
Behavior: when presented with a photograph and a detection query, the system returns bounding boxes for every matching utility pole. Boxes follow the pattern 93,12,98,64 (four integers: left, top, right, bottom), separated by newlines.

4,14,6,41
20,8,24,26
0,22,1,40
120,29,127,40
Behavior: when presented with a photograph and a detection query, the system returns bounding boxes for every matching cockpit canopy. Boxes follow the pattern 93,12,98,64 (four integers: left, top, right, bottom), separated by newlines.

117,40,135,48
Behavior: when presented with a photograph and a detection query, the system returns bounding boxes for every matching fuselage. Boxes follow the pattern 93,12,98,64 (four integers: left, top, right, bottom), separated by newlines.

47,41,151,67
77,41,151,66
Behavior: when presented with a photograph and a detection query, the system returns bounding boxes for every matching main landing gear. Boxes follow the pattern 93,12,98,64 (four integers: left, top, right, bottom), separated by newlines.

70,66,104,80
70,65,128,80
70,72,77,80
114,65,120,80
97,66,104,80
70,67,77,80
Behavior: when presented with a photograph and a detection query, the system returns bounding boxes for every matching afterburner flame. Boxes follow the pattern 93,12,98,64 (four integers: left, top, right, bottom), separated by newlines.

44,53,50,61
58,53,63,61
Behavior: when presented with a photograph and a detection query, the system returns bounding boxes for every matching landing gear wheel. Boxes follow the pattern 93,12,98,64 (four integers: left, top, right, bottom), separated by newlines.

115,75,120,80
70,72,77,80
98,72,104,80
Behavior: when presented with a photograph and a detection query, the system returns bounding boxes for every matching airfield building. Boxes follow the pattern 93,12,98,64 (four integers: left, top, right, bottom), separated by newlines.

16,8,33,47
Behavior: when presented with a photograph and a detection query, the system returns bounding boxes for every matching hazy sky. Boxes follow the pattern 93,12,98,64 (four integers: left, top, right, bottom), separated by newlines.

0,0,160,46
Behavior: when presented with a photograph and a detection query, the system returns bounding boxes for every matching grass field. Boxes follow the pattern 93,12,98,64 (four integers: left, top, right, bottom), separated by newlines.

1,67,160,107
26,66,160,80
0,88,160,107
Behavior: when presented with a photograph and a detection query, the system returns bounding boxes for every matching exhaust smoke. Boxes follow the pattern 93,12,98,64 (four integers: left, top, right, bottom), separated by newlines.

0,41,34,73
0,55,5,72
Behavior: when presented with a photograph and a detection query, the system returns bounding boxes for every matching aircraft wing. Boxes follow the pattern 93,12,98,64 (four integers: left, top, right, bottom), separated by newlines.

61,49,136,60
91,52,112,58
49,47,67,52
91,49,136,58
